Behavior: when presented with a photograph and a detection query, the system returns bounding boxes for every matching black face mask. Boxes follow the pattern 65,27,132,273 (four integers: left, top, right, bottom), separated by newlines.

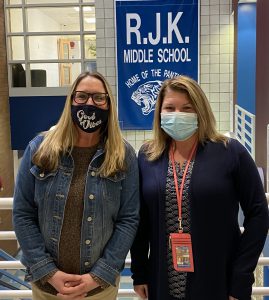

71,104,109,133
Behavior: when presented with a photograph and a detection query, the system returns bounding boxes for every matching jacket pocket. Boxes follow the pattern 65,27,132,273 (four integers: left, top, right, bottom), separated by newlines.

30,165,58,180
30,165,58,206
101,172,125,202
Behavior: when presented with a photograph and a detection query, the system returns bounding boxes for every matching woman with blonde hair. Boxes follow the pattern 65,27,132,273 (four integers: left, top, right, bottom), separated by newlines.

130,75,269,300
13,71,139,300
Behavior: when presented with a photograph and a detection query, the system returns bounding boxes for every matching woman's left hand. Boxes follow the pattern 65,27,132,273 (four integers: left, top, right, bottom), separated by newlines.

229,296,238,300
57,274,99,299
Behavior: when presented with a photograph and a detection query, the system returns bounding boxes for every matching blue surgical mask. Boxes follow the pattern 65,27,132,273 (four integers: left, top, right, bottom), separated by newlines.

161,112,198,141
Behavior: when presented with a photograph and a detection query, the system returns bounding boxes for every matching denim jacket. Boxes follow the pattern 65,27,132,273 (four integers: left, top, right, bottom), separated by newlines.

13,135,139,286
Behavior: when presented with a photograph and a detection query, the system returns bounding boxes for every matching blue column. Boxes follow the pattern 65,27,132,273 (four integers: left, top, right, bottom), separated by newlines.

237,3,256,114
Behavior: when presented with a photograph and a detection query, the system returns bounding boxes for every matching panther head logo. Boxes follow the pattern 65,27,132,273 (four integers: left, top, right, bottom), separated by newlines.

131,80,163,115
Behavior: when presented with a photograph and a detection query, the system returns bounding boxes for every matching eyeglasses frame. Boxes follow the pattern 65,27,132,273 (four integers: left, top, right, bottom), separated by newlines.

72,90,109,106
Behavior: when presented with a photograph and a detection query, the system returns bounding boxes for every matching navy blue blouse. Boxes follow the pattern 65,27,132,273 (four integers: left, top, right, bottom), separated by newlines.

131,139,269,300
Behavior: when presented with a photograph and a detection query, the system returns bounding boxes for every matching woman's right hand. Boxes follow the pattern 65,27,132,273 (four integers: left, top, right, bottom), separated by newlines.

134,284,148,299
48,270,83,294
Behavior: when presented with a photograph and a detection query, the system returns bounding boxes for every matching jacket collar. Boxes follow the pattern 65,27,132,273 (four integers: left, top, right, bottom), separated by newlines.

60,145,105,170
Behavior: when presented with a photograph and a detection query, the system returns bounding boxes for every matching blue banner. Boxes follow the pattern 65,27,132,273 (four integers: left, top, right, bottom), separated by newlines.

115,0,199,129
10,96,65,150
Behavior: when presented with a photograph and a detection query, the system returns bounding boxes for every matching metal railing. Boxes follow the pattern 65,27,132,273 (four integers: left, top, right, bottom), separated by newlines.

0,289,136,298
1,197,269,298
235,104,256,159
0,197,13,209
1,257,269,269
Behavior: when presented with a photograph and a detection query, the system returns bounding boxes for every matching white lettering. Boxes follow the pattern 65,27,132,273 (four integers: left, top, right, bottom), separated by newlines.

148,13,161,45
163,69,180,79
125,74,140,88
123,49,153,63
151,69,162,77
141,70,148,79
167,12,183,44
158,48,191,63
126,13,141,45
77,110,101,129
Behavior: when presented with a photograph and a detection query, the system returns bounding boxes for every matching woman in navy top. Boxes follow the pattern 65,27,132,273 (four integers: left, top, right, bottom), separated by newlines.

130,75,269,300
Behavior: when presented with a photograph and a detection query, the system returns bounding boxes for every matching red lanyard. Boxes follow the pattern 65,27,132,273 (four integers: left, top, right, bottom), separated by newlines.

169,141,197,232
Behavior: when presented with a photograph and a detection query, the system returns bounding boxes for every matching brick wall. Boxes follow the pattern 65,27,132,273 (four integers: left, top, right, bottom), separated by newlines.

0,2,17,255
0,2,14,197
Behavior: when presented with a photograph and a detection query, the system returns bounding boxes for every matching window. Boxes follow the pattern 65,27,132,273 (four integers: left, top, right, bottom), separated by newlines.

5,0,97,91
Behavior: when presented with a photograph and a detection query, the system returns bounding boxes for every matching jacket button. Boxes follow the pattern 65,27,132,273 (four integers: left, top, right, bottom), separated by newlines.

84,262,89,266
39,173,45,178
85,239,91,245
89,194,94,200
91,171,96,177
87,217,92,222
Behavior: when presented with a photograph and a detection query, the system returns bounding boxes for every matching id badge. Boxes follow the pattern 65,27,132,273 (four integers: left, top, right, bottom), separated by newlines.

169,232,194,272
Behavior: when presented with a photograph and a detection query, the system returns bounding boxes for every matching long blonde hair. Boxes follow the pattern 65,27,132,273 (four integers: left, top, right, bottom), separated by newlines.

33,71,125,177
145,75,228,160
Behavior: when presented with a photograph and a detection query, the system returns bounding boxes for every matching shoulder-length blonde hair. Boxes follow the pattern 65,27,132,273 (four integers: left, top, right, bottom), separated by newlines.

145,75,228,160
33,71,125,177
